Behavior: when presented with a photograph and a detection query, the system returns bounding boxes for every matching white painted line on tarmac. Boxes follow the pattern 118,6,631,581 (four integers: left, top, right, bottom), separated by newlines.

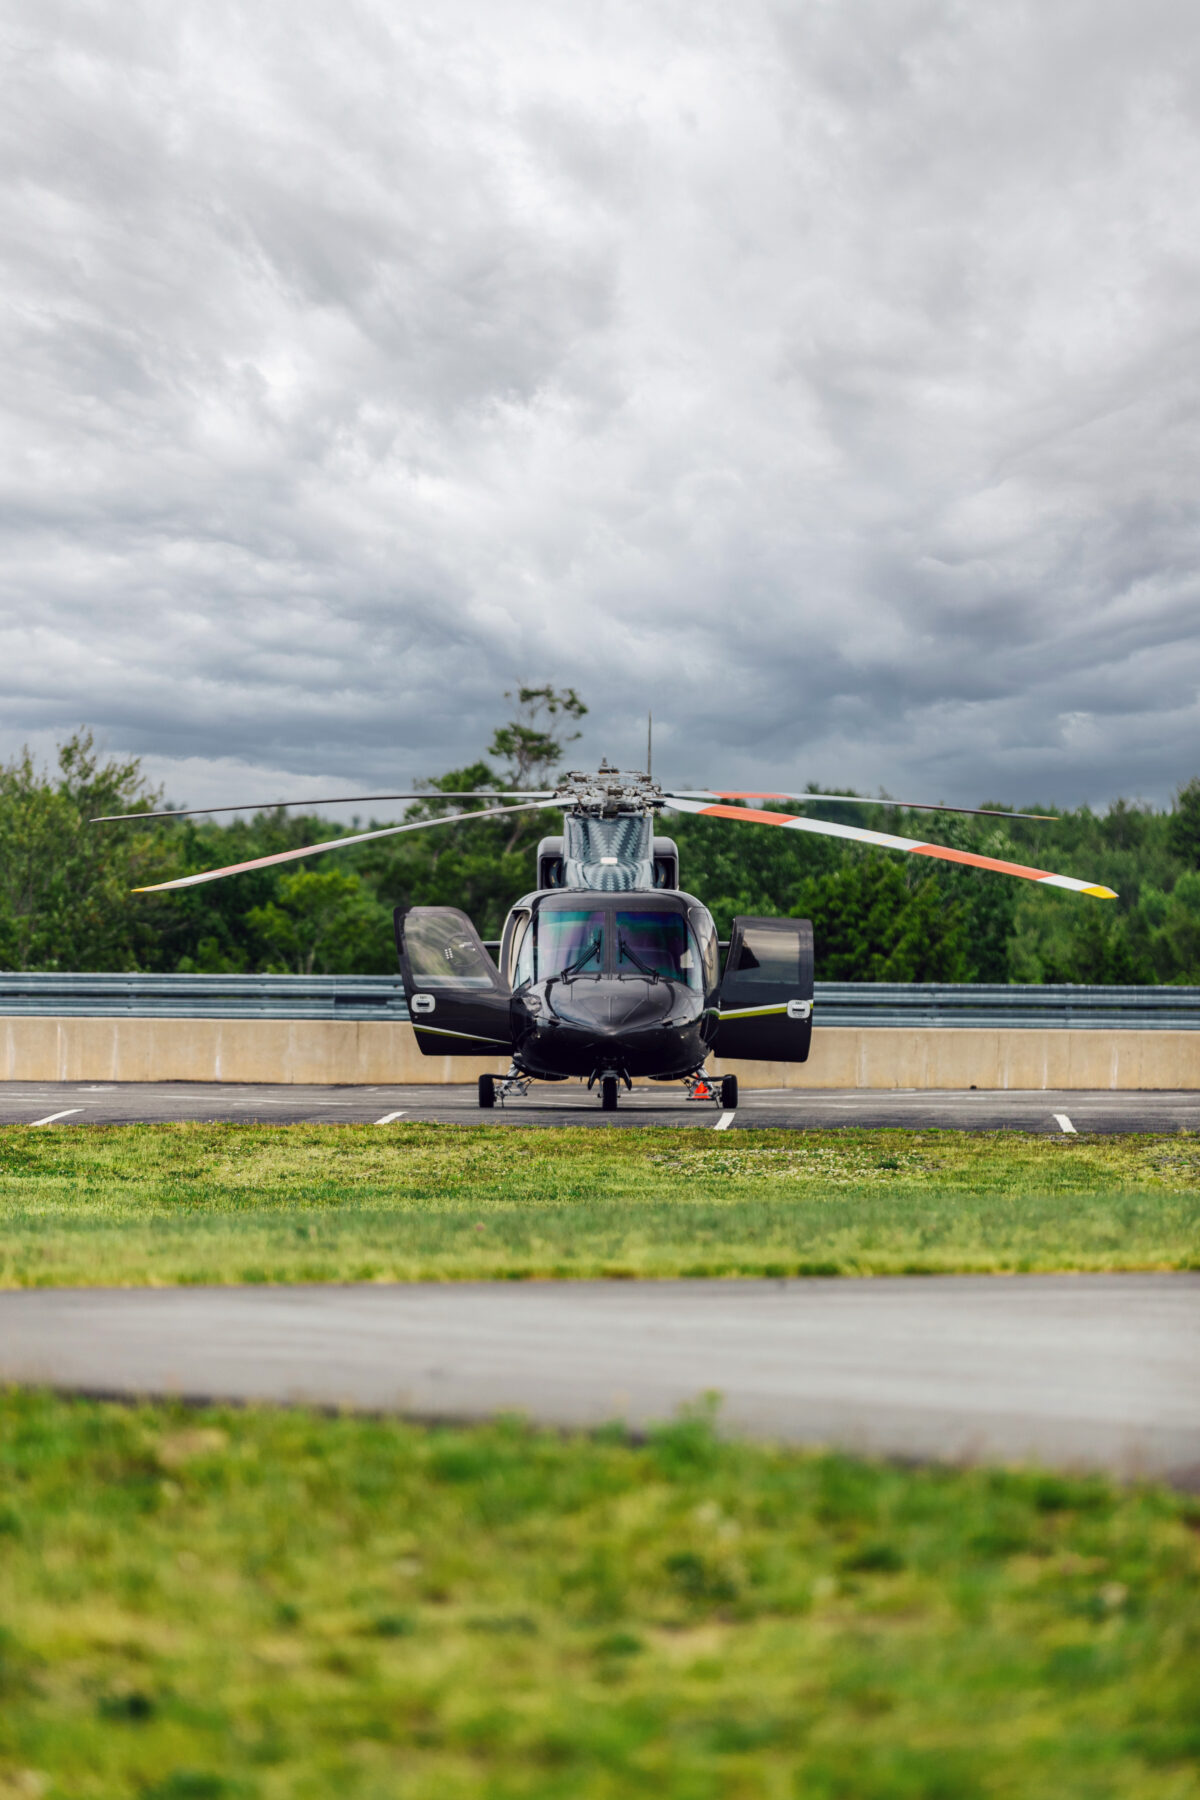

1053,1113,1077,1134
27,1109,83,1127
375,1111,406,1125
713,1111,736,1131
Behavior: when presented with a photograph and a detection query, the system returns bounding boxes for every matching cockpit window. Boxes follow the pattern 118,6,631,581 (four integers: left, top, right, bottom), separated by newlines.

688,907,720,989
509,911,533,988
616,911,699,987
535,908,606,980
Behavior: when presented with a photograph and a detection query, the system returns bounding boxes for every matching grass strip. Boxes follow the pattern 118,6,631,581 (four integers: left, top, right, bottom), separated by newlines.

1,1123,1198,1287
1,1392,1198,1799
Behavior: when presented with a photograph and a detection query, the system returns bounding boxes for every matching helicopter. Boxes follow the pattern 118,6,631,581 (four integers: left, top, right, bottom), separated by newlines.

97,762,1116,1112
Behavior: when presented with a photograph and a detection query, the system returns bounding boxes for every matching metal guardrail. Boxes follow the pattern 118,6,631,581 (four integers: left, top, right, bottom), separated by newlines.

814,983,1200,1030
0,973,1199,1028
0,974,410,1021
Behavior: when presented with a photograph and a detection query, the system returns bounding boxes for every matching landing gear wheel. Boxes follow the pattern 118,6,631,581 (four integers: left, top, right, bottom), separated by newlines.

478,1074,495,1109
601,1076,619,1112
720,1074,738,1110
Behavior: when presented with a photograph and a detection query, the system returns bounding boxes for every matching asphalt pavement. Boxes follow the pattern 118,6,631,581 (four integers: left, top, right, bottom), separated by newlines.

2,1081,1199,1130
2,1275,1196,1483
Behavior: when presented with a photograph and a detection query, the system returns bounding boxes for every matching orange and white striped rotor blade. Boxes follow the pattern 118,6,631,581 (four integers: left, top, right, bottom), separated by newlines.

132,800,550,892
663,797,1117,898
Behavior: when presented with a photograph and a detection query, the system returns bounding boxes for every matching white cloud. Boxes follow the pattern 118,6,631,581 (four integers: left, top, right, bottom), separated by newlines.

2,0,1198,812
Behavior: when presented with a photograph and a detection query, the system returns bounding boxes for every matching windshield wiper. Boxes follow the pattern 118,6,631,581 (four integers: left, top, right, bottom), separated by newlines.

618,936,661,982
558,933,602,982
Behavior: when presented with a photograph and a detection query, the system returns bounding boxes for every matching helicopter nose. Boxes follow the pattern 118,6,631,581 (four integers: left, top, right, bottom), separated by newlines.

600,983,670,1029
540,978,674,1037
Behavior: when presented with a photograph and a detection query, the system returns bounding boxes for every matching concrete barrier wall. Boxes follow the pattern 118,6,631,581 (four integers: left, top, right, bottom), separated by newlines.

710,1029,1200,1090
1,1016,1198,1089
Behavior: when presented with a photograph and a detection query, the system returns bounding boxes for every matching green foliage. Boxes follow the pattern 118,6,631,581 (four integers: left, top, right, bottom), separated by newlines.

354,759,559,941
487,683,586,787
245,868,392,974
790,859,972,980
0,732,179,970
674,794,1200,985
1167,777,1200,869
3,710,1200,982
1,1389,1198,1797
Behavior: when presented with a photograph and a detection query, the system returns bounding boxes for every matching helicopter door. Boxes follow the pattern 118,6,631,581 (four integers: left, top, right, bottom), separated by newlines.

394,908,513,1057
713,917,814,1063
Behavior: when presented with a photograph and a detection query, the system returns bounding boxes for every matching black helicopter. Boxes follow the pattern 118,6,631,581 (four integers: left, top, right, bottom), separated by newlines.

100,762,1115,1112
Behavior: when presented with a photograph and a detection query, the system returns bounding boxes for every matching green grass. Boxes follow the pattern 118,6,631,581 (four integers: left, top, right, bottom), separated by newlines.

1,1392,1197,1798
1,1124,1198,1287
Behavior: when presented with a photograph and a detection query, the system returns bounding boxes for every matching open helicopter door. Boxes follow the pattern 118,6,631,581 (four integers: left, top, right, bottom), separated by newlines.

394,908,513,1057
713,917,814,1063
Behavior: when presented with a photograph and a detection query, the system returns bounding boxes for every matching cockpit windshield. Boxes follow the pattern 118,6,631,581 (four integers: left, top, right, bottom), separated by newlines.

616,911,700,987
532,908,606,981
512,904,704,988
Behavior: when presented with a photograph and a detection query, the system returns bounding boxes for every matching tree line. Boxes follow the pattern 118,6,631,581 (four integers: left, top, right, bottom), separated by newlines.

3,691,1200,983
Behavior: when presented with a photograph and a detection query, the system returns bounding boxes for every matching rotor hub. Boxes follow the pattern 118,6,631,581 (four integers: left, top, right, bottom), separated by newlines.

553,760,664,818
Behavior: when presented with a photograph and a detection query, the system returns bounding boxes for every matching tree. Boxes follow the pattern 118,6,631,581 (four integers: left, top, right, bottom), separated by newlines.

1166,777,1200,869
246,868,392,974
488,685,586,789
790,860,973,981
0,732,177,970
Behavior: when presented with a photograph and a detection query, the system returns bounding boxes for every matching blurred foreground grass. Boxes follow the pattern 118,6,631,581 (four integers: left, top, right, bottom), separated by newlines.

1,1123,1198,1287
1,1393,1198,1799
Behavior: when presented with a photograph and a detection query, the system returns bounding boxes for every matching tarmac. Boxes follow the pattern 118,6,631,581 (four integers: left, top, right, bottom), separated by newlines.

2,1080,1199,1130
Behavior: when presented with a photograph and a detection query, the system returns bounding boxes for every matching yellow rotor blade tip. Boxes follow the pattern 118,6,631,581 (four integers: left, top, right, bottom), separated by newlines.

1084,885,1118,899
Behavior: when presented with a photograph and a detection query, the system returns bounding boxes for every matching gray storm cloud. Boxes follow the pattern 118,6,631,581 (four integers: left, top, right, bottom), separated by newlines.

2,0,1198,810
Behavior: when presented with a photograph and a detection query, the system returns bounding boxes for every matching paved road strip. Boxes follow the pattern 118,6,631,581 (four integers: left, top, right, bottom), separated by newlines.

2,1275,1196,1484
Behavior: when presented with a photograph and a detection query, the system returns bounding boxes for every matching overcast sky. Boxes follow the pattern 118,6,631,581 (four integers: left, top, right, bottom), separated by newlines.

3,0,1199,816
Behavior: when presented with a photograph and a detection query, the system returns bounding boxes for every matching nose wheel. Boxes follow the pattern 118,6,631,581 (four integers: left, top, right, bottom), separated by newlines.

601,1075,619,1112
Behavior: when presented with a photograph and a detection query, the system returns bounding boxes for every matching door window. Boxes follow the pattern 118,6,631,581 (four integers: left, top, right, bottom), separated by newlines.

730,927,800,985
404,912,498,987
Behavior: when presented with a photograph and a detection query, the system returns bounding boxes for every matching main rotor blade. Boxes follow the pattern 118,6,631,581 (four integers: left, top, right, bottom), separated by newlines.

663,797,1116,897
664,790,1057,823
132,800,550,892
95,792,553,823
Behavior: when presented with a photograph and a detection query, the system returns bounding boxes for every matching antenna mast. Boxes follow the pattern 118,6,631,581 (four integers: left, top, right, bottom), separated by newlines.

646,711,653,780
